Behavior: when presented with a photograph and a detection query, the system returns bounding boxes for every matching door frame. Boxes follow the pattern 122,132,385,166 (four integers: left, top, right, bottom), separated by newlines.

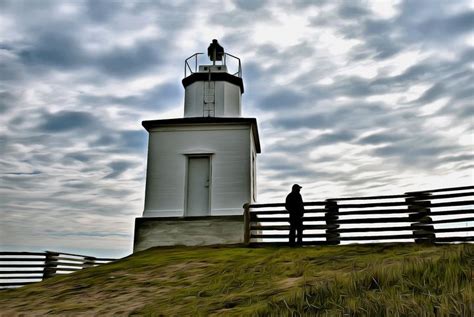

183,153,213,217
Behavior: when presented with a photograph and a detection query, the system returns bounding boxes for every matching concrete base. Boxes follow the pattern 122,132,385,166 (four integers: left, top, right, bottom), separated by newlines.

133,216,244,252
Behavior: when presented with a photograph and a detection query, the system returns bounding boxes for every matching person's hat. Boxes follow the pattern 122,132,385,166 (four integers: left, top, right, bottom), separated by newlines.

292,184,302,190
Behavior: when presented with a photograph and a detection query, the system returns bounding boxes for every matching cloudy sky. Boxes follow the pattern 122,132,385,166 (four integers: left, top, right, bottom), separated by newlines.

1,0,473,257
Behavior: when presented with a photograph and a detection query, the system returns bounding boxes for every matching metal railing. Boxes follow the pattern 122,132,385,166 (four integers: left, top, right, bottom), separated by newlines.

184,52,242,78
244,186,474,245
0,251,116,289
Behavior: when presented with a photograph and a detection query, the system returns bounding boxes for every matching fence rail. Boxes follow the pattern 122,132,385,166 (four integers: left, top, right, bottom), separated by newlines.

244,186,474,246
0,251,115,289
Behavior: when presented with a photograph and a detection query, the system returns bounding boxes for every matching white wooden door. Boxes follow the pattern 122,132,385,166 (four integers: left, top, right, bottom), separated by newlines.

186,157,210,216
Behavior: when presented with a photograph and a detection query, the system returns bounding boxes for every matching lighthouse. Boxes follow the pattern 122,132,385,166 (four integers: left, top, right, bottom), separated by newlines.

134,40,261,251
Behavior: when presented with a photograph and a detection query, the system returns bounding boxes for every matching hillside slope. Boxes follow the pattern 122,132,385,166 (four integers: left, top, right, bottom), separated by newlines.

1,244,472,316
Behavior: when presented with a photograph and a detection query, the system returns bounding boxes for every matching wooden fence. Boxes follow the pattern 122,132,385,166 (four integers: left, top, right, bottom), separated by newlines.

244,185,474,245
0,251,115,289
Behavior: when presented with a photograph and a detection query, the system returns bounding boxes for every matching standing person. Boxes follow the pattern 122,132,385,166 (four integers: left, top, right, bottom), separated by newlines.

285,184,305,247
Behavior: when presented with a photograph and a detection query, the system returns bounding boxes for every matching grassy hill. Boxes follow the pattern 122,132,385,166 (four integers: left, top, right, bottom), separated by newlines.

1,243,472,316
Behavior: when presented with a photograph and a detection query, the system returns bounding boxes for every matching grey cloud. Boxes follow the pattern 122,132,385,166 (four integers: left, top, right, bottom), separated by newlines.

37,111,99,132
291,0,330,9
210,5,274,27
332,76,376,97
459,163,474,171
0,53,25,82
346,29,402,61
258,88,306,110
3,171,41,176
363,19,393,36
335,52,473,104
119,130,148,152
96,41,163,77
241,61,267,92
439,154,474,164
311,131,355,146
272,101,388,130
308,2,402,60
86,0,124,22
323,1,474,63
342,173,403,189
263,158,334,180
63,181,93,189
89,130,147,153
368,38,402,60
102,188,135,198
234,0,266,11
372,143,456,166
20,36,164,78
79,83,181,111
15,20,166,78
20,32,85,69
411,83,446,105
358,132,406,145
453,103,474,120
0,91,17,113
276,41,315,60
454,83,474,100
337,3,370,19
30,153,54,164
272,112,329,130
459,48,474,65
1,172,46,190
267,130,356,155
63,152,93,163
255,44,279,56
411,10,474,41
347,0,474,60
373,63,433,88
104,160,137,179
91,134,116,147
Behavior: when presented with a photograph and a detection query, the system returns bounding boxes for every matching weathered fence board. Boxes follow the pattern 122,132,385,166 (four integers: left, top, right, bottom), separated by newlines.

0,252,45,256
337,209,409,216
430,209,473,216
245,186,474,246
0,251,115,289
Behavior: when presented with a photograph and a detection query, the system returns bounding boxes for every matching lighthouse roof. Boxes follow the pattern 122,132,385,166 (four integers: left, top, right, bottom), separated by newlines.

142,117,260,153
182,72,244,93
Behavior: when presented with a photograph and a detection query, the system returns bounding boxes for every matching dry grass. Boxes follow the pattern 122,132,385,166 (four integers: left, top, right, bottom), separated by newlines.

0,243,472,316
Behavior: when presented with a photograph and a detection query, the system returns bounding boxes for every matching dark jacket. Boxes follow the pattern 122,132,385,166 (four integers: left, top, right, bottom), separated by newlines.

285,192,304,221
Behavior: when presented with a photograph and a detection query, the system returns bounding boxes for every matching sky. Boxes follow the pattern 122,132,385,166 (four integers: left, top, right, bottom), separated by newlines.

0,0,473,257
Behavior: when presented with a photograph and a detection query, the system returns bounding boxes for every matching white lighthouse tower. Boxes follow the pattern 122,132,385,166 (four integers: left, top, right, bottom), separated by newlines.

134,40,261,251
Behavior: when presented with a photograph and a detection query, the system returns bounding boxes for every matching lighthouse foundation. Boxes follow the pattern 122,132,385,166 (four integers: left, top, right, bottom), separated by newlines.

133,216,244,252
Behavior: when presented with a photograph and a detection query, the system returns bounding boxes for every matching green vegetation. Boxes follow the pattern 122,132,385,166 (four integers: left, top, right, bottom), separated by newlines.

1,243,472,316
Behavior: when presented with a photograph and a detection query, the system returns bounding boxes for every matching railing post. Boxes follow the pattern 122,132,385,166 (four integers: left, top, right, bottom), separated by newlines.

42,251,58,280
325,200,340,245
82,256,96,269
243,203,251,245
407,193,435,244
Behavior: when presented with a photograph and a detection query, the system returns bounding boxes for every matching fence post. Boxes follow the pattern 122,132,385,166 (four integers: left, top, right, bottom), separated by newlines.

42,251,58,280
325,200,340,245
243,203,251,245
407,193,435,244
82,256,96,269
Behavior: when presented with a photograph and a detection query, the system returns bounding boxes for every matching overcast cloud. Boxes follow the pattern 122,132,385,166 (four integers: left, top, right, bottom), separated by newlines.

0,0,473,257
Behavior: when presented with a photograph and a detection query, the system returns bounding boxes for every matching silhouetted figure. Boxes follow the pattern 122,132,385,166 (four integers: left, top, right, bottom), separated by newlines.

285,184,304,247
208,39,224,63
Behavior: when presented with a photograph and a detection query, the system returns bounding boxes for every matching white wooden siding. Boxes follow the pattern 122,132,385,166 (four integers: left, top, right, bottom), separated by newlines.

143,124,251,217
